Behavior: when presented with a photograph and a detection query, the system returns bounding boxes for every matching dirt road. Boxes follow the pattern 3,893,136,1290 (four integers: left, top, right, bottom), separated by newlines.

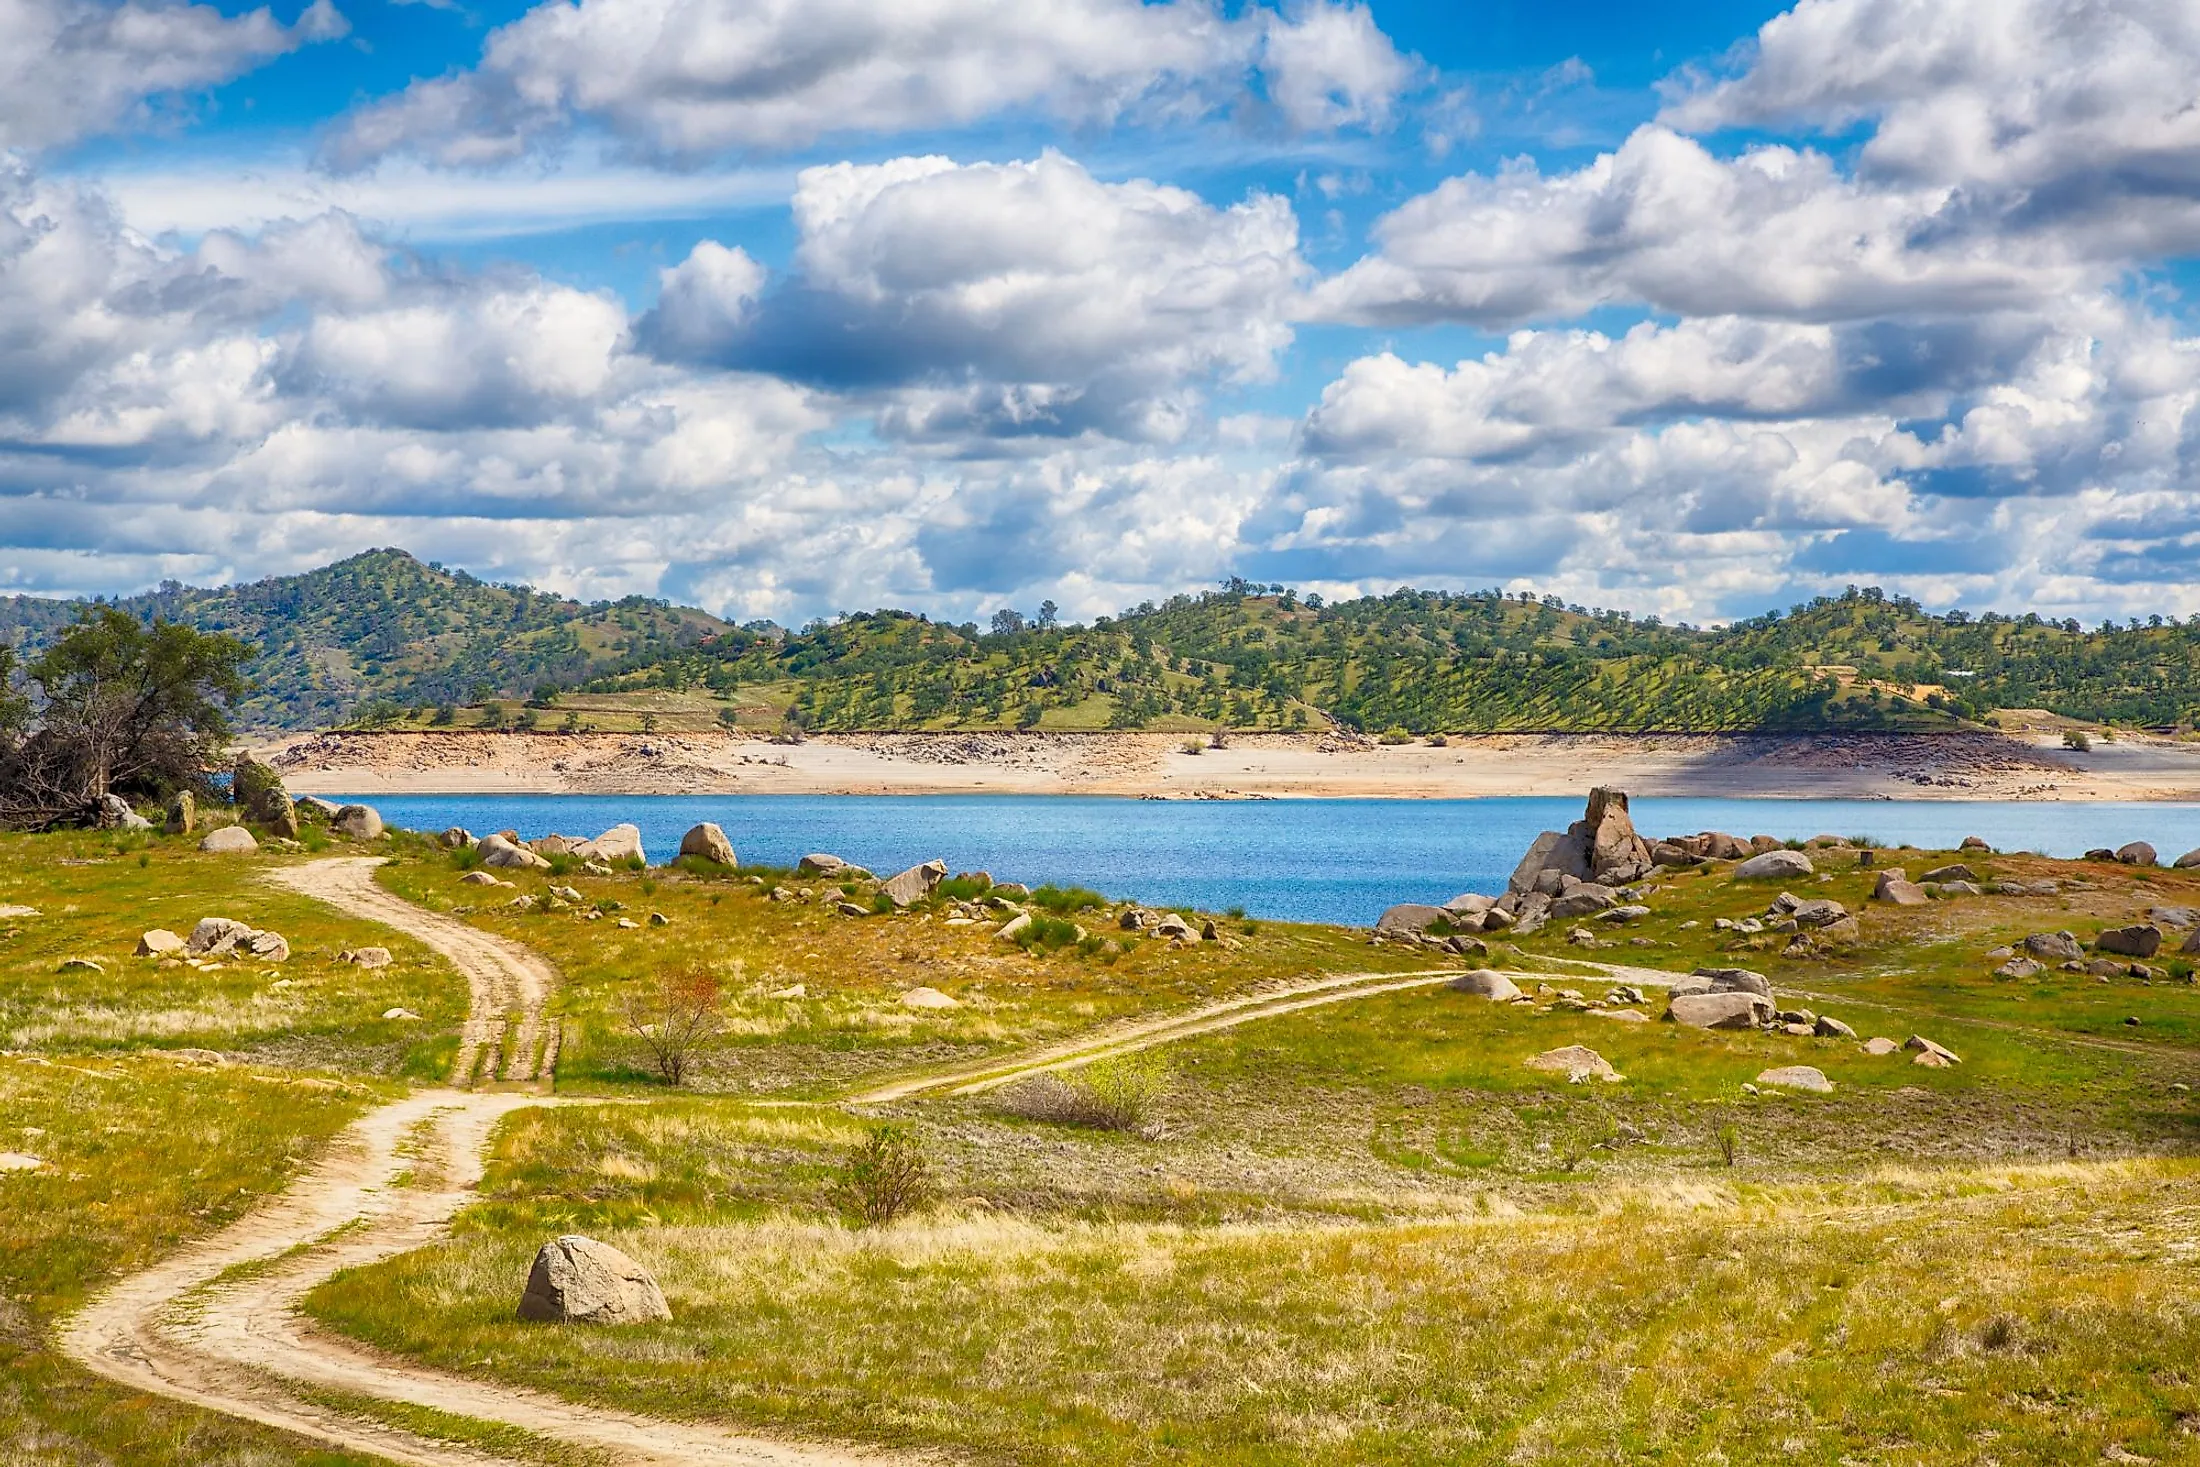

269,857,559,1089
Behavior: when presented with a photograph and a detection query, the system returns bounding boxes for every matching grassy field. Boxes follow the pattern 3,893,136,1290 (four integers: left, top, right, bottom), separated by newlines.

17,808,2200,1464
373,834,1431,1098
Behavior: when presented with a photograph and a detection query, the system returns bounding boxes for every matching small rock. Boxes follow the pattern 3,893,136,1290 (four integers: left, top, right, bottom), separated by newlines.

460,871,502,886
797,853,849,876
1524,1045,1620,1083
996,913,1034,942
837,901,870,917
1905,1035,1962,1065
1863,1036,1900,1055
648,912,670,927
382,1007,422,1021
1918,864,1978,885
57,956,104,973
900,986,960,1009
769,984,807,999
2023,931,2083,962
1756,1065,1834,1093
0,1152,43,1173
136,929,185,957
1995,957,2045,979
1960,836,1991,852
340,947,393,969
1814,1014,1857,1038
199,826,258,855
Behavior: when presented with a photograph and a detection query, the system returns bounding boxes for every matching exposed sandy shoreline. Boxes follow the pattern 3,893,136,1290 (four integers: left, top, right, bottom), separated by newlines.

252,729,2200,802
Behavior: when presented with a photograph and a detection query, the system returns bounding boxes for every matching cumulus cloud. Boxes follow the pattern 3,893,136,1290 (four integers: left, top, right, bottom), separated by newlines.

0,0,344,152
323,0,1412,169
642,151,1307,440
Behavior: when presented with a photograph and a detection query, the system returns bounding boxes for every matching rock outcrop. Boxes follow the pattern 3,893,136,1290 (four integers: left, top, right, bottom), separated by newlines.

478,833,552,870
233,754,298,837
882,859,948,907
516,1236,670,1325
1508,787,1653,893
577,824,644,865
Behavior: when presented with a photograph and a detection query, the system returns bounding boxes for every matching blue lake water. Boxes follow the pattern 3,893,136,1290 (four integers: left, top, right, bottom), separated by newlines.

337,794,2200,927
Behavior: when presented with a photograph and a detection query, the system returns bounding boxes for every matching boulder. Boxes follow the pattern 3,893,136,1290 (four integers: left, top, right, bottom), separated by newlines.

2096,924,2162,959
199,826,258,855
186,917,256,955
1700,831,1751,861
97,793,153,831
1904,1035,1962,1065
332,804,384,841
1599,904,1652,923
2022,931,2083,962
1924,880,1982,898
1788,898,1849,928
1442,892,1496,915
882,859,948,908
1995,957,2045,979
1874,871,1929,905
1960,836,1991,852
900,986,960,1009
1549,885,1619,919
2148,906,2200,929
1524,1045,1620,1083
439,827,474,848
1650,842,1700,867
1918,864,1977,885
575,824,643,865
233,755,298,838
1376,903,1450,937
165,792,197,835
1445,934,1489,956
1756,1065,1834,1093
1154,912,1199,940
297,796,342,821
340,947,393,968
1577,787,1654,885
516,1236,670,1325
996,913,1033,942
677,823,736,866
1449,971,1521,1001
2183,928,2200,956
1749,835,1784,854
1667,992,1772,1029
136,929,185,956
1862,1036,1901,1056
57,956,104,973
2116,841,2160,867
1734,849,1814,880
1693,966,1774,999
460,871,507,886
478,834,551,871
1508,828,1587,894
2176,848,2200,870
1813,1014,1857,1039
241,930,291,962
797,853,849,876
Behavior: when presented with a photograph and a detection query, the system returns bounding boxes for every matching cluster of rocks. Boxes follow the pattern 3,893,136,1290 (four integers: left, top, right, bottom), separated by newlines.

1713,891,1860,958
1991,913,2200,981
135,916,292,964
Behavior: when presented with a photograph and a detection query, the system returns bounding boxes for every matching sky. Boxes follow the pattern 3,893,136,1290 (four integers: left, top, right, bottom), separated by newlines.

4,0,2199,627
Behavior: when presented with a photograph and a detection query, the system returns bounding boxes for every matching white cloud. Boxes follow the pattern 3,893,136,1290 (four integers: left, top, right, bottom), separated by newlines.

0,0,344,153
324,0,1412,169
646,151,1307,441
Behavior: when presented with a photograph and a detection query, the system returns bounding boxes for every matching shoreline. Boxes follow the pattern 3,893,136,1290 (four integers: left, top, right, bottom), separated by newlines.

251,728,2200,803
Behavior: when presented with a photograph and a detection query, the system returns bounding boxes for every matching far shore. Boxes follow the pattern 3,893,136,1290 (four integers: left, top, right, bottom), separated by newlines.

249,728,2200,803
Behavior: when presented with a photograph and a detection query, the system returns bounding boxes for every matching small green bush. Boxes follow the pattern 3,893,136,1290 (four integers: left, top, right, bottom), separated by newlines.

836,1127,930,1228
999,1053,1172,1135
936,875,993,902
1030,885,1106,914
1016,916,1084,952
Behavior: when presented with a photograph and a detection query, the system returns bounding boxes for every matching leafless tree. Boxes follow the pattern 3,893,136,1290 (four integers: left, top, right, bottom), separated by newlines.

617,967,727,1086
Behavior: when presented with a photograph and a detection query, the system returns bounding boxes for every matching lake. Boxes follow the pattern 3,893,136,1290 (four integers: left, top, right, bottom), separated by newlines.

334,794,2200,926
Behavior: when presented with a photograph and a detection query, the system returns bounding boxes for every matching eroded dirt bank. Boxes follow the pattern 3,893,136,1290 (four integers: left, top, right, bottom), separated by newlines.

251,728,2200,800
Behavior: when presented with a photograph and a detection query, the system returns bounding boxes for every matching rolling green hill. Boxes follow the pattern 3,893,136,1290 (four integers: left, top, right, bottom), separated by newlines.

5,556,2198,733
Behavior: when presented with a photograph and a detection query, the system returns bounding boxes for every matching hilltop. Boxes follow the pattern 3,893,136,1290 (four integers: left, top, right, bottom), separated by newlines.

8,554,2200,734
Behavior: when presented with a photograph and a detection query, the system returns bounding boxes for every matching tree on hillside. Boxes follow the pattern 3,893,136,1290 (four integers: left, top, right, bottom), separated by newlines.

0,610,251,829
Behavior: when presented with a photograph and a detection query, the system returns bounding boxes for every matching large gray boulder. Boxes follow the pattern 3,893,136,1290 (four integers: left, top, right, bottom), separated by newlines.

677,822,736,866
2022,931,2083,962
1524,1045,1619,1082
516,1236,670,1325
882,859,948,907
1788,898,1849,929
1549,883,1619,920
1873,870,1929,905
332,804,384,841
478,833,551,870
1376,903,1449,937
2096,924,2162,959
2175,848,2200,870
2116,841,2159,867
1734,849,1814,880
233,754,298,838
1449,970,1522,1001
1667,991,1773,1029
199,825,258,854
798,853,849,876
577,824,645,865
1692,966,1773,999
1756,1065,1834,1093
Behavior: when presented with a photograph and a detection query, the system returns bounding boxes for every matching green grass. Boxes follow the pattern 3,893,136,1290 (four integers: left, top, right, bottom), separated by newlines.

0,828,466,1072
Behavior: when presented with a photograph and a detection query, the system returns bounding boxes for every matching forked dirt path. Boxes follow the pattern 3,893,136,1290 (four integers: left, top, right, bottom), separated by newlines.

62,857,910,1467
269,857,559,1088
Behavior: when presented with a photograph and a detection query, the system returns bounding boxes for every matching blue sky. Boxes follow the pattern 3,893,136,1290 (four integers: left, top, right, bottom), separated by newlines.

5,0,2200,626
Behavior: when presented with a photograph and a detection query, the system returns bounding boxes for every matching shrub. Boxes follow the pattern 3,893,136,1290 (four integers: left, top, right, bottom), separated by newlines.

1029,884,1106,914
935,875,993,902
870,890,896,915
999,1053,1172,1135
1180,739,1204,755
1377,725,1413,745
617,968,726,1087
1015,915,1084,952
2063,728,2093,752
450,845,480,871
836,1126,929,1227
1715,1124,1740,1168
1426,733,1448,746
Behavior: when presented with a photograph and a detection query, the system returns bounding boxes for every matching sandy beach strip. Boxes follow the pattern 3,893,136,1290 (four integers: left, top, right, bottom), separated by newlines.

250,729,2200,802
